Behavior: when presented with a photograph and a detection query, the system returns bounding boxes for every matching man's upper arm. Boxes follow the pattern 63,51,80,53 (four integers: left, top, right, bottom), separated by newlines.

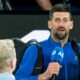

15,45,38,80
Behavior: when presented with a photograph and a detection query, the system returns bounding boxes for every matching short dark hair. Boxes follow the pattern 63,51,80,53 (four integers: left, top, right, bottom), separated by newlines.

49,3,72,20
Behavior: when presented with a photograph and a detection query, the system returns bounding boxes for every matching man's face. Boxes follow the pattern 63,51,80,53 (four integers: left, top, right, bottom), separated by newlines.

48,12,73,40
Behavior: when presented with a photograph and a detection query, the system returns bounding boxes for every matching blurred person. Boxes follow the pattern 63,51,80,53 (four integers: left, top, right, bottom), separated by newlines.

0,0,12,10
0,0,80,14
0,39,16,80
15,3,80,80
36,0,80,14
36,0,62,11
8,0,42,11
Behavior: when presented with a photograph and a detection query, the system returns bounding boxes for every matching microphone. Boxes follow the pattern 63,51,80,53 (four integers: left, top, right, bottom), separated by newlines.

50,47,64,80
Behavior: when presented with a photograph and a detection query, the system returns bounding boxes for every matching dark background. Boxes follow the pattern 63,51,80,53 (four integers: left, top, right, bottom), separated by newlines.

1,0,80,14
0,14,80,42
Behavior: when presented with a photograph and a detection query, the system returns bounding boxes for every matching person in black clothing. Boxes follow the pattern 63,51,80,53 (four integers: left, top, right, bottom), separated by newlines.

0,0,80,14
8,0,43,11
36,0,80,14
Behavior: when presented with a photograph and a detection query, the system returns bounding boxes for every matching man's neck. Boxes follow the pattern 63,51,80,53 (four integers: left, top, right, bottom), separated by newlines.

60,39,68,47
51,35,69,47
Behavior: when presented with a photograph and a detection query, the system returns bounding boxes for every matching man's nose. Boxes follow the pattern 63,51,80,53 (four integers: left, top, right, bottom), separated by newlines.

58,21,65,26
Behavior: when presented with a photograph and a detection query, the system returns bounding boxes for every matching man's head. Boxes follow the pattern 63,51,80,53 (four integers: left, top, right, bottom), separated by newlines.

0,39,16,73
48,4,73,41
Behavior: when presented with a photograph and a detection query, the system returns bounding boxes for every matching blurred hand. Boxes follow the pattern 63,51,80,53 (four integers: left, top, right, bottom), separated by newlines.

36,0,52,11
38,62,61,80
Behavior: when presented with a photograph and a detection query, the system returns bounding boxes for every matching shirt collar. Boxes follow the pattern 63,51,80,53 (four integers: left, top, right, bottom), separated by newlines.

48,36,61,47
48,36,70,47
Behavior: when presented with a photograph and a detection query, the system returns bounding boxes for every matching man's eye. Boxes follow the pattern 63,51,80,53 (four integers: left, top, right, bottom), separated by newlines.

64,19,68,22
55,19,60,22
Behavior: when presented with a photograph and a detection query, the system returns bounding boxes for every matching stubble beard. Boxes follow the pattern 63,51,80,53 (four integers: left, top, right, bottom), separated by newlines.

54,31,67,40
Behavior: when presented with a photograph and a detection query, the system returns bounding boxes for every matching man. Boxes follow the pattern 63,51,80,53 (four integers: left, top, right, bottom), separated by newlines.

15,4,79,80
0,39,16,80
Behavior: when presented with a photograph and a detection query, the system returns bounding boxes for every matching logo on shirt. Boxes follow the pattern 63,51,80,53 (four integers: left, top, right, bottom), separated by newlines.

74,56,78,61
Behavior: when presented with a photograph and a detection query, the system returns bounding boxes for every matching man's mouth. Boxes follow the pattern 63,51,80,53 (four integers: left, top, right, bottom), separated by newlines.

57,27,65,31
57,27,66,35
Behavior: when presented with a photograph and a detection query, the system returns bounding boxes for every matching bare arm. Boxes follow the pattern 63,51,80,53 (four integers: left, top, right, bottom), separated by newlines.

36,0,53,11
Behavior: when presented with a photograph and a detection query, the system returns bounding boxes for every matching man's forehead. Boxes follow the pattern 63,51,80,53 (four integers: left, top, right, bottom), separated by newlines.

53,12,70,18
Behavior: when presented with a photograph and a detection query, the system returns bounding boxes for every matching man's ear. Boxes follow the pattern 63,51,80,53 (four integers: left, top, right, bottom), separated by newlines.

70,21,73,29
48,20,52,29
11,60,14,68
11,58,16,72
70,26,73,29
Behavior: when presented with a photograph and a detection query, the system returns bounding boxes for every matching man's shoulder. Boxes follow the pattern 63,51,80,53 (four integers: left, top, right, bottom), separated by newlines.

39,38,49,45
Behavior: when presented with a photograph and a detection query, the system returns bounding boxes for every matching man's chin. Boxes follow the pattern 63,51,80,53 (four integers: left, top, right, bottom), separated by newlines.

58,37,65,40
55,34,67,40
